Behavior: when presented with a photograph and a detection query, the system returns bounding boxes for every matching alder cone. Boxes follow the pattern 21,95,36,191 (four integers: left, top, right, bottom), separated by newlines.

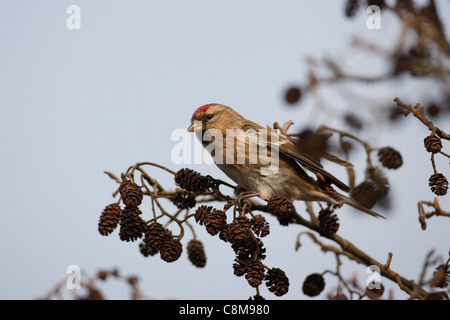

194,205,213,225
119,180,143,207
98,203,121,236
377,147,403,169
245,260,265,288
144,222,170,252
204,210,227,236
318,208,339,236
267,196,294,218
424,135,442,154
265,268,289,297
250,214,270,237
302,273,325,297
160,238,183,263
187,239,207,268
172,191,196,209
174,168,217,193
119,207,145,242
429,173,448,196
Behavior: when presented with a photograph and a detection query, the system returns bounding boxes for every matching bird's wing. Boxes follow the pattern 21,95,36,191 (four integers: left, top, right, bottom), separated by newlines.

277,135,351,193
240,123,351,192
333,193,386,218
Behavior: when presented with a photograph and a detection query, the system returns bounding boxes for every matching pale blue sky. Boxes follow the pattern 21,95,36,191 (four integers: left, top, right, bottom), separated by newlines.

1,0,449,299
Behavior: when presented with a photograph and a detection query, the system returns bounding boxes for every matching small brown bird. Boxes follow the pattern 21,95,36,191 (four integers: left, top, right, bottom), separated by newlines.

188,103,385,218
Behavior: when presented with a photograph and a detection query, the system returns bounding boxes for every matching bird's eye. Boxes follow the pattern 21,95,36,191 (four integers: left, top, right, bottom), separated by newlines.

206,114,214,120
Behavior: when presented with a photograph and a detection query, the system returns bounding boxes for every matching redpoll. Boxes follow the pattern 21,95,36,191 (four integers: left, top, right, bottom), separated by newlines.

187,104,385,218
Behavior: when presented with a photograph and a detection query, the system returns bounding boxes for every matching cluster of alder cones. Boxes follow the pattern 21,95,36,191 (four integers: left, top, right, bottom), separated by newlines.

98,180,185,263
100,158,408,298
424,135,448,196
99,168,322,297
97,142,444,299
98,166,350,297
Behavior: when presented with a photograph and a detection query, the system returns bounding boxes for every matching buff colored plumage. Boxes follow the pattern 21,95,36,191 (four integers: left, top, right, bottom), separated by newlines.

188,104,385,218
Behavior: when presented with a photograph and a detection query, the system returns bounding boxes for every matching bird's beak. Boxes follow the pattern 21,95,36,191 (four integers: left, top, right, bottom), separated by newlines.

187,121,202,132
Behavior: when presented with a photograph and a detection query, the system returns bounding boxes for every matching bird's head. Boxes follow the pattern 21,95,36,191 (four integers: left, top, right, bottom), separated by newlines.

188,103,244,133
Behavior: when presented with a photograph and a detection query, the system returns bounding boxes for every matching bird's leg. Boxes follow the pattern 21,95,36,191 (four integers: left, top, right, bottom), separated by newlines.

235,191,259,218
238,191,260,200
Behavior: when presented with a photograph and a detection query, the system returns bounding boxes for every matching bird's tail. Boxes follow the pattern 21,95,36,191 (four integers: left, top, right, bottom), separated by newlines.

332,193,386,219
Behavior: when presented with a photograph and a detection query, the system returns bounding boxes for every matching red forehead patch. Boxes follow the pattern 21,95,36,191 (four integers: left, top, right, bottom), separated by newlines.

193,104,211,116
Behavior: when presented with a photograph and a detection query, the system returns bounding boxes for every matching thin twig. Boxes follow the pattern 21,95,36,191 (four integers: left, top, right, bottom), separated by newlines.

394,97,450,140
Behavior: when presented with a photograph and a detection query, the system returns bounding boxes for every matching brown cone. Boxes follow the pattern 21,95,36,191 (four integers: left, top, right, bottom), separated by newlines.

377,147,403,169
160,238,183,263
98,203,121,236
302,273,325,297
318,208,339,236
265,268,289,297
267,196,294,218
119,206,145,242
174,168,217,193
429,173,448,196
187,239,207,268
204,209,227,236
424,135,442,154
119,180,143,207
144,222,170,251
245,260,265,288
